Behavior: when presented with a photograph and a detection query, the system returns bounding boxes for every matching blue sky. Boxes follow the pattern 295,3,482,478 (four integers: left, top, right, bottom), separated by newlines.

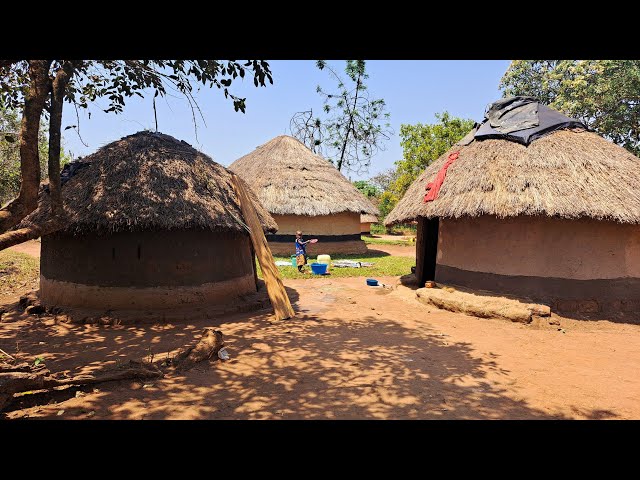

61,60,511,181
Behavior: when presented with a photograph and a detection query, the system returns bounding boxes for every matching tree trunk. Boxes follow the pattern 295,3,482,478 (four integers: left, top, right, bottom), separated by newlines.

336,73,362,171
0,60,52,234
48,62,74,218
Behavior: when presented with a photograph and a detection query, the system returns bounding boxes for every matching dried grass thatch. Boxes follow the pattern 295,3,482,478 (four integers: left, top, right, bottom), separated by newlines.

23,131,278,234
386,129,640,226
361,213,379,224
229,135,378,216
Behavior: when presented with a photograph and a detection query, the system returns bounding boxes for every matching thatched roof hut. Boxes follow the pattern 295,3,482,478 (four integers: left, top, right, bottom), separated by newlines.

30,131,277,310
360,213,379,234
230,135,377,255
387,98,640,317
385,129,640,225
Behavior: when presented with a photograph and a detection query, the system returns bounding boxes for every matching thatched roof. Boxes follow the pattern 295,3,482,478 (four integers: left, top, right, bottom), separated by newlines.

386,128,640,225
361,214,379,223
23,131,278,235
229,135,378,216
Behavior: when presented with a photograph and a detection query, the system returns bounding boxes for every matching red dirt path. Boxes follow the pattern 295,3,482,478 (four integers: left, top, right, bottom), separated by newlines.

1,275,639,419
7,240,41,258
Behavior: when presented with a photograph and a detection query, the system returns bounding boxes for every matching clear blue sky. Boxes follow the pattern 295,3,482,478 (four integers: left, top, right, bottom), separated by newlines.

61,60,511,181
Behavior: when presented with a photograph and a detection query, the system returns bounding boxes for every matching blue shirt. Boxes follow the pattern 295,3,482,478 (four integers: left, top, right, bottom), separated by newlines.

295,238,306,255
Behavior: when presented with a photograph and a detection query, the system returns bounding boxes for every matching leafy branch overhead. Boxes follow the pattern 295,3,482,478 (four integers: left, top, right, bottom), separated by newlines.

0,59,273,252
290,60,392,174
500,60,640,156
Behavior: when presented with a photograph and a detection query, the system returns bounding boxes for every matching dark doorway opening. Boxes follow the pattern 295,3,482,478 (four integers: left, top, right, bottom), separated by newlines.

416,217,439,286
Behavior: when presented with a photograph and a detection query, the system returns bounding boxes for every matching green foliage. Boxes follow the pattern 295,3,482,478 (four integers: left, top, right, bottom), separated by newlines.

33,357,45,367
392,112,475,198
0,107,72,205
378,190,399,219
290,60,392,174
353,180,380,198
500,60,640,155
369,223,386,235
0,61,273,116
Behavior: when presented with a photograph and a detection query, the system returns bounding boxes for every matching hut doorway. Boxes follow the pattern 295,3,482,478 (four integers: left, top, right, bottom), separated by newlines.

416,217,439,286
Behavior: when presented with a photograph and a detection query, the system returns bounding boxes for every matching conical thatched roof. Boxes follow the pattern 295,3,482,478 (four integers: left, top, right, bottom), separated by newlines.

361,214,379,223
229,135,378,216
386,128,640,226
23,131,277,235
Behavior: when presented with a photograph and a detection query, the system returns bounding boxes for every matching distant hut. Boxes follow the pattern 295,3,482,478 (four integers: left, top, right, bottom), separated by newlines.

386,97,640,315
229,135,378,255
26,131,277,310
360,214,379,235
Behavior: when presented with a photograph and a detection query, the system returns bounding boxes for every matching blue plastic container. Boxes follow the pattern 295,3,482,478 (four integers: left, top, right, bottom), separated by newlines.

291,255,297,267
310,263,328,275
366,278,379,286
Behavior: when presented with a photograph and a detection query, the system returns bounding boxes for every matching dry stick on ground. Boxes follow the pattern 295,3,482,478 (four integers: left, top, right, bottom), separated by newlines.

0,361,163,411
230,174,295,321
0,348,15,361
0,328,225,411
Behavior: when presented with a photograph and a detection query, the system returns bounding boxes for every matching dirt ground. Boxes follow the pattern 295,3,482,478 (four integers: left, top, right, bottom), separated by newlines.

2,269,640,419
8,239,41,258
365,243,415,257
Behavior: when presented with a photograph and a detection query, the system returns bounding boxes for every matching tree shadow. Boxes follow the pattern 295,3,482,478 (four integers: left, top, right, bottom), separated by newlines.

1,290,619,420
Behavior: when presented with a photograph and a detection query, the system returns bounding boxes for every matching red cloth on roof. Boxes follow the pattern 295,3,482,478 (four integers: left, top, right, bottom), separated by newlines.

424,151,459,202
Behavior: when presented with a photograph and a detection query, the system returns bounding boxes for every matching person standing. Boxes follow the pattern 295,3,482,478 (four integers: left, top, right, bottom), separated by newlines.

295,230,310,273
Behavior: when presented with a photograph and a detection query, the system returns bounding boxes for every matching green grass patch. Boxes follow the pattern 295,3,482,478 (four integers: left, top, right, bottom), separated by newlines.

0,250,39,293
258,251,414,279
362,236,414,246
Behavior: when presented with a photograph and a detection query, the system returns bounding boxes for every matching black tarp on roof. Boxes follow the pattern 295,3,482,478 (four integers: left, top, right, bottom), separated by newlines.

465,96,587,146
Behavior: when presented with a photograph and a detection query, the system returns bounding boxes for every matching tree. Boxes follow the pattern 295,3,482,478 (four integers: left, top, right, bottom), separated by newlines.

0,60,273,251
369,167,399,193
353,180,380,198
377,190,399,220
1,107,71,205
392,112,475,198
500,60,640,155
290,60,392,174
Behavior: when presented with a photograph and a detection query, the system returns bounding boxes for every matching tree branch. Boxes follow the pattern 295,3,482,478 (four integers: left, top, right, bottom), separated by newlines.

0,217,64,251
